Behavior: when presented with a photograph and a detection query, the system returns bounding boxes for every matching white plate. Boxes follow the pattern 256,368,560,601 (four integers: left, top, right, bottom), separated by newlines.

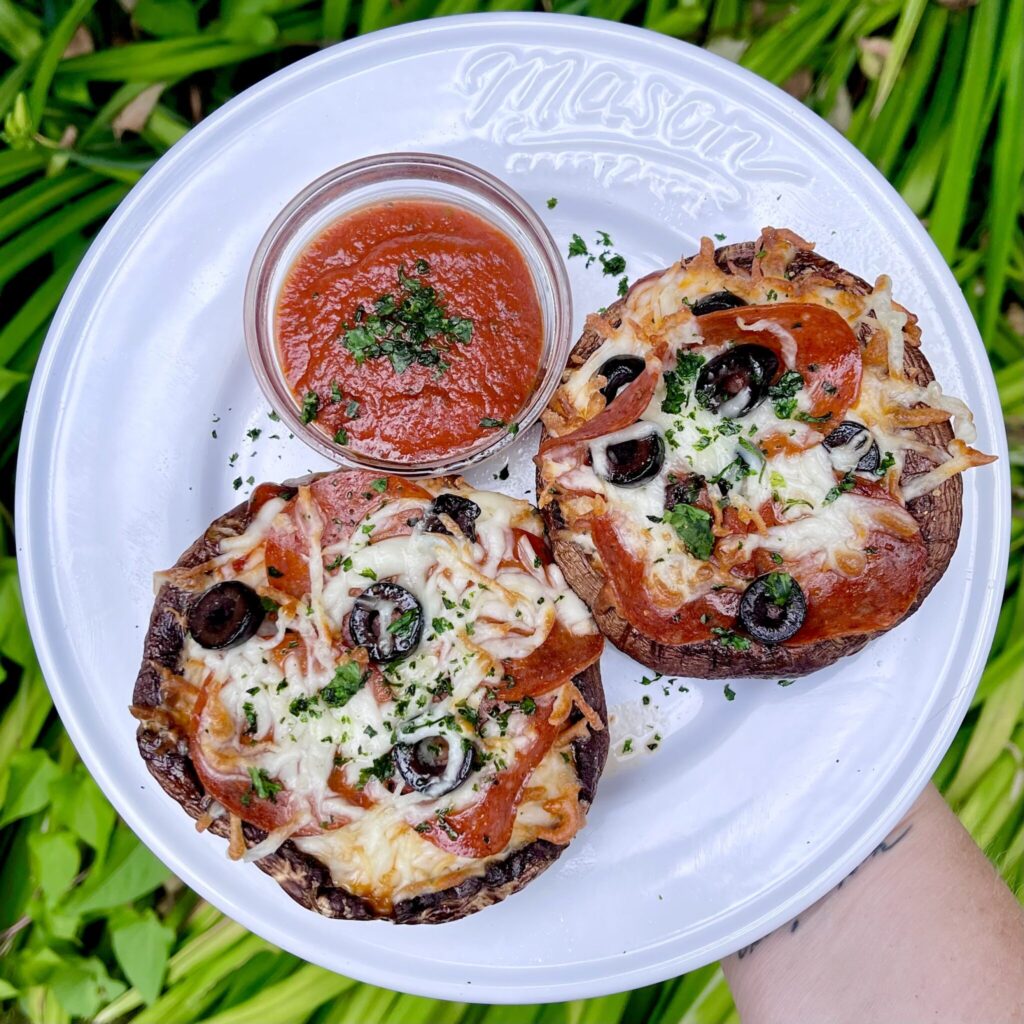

16,13,1009,1003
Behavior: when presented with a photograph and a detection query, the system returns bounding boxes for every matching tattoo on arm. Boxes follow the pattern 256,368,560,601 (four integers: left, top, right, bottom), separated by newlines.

734,823,913,960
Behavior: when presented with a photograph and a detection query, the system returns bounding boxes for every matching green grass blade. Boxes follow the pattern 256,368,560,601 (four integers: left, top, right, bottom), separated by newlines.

26,0,97,127
0,181,128,290
0,169,100,245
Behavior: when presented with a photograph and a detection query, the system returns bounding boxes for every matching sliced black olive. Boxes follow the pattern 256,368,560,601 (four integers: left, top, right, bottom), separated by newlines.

695,344,779,418
691,290,747,316
822,420,881,473
737,572,806,645
423,493,481,542
349,581,422,662
394,734,473,799
665,472,706,510
187,581,264,650
597,355,645,403
596,429,665,487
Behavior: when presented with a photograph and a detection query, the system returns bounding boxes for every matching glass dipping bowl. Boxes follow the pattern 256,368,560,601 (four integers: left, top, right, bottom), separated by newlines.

243,153,572,476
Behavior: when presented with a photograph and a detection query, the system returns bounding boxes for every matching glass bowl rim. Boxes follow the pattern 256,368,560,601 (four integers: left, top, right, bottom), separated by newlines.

242,151,573,477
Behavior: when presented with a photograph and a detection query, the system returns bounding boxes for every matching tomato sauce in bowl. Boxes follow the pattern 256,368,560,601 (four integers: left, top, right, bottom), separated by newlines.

245,154,571,475
277,200,543,462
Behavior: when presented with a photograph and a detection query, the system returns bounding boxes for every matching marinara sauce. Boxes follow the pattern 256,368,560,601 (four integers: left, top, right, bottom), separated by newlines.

276,200,544,462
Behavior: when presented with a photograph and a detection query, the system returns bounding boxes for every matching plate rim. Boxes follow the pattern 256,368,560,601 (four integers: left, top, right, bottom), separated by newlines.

15,11,1010,1003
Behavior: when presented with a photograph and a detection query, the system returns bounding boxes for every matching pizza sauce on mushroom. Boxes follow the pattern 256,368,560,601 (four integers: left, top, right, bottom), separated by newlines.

537,228,994,658
141,472,603,911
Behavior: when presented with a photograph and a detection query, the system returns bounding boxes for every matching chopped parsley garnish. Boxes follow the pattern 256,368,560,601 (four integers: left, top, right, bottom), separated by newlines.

370,478,388,493
247,767,282,802
762,571,795,607
242,702,257,735
617,277,630,297
232,477,242,491
267,565,283,578
823,471,856,504
770,551,784,565
875,451,896,476
333,428,348,446
567,234,589,258
340,263,473,376
661,353,705,414
768,370,804,419
431,616,453,634
622,738,633,754
547,197,558,209
724,684,736,701
778,678,795,687
260,596,279,613
330,380,343,402
711,627,752,652
519,696,537,715
479,417,519,435
320,662,367,708
795,410,833,424
300,390,320,424
357,751,394,789
387,608,419,638
599,252,626,276
289,694,320,718
663,503,714,560
358,567,378,581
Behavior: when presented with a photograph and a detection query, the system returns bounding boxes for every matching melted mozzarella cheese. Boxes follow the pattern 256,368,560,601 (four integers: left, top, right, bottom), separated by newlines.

182,482,599,904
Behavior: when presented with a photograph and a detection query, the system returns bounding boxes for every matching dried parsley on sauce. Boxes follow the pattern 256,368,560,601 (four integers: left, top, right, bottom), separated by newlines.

340,261,473,376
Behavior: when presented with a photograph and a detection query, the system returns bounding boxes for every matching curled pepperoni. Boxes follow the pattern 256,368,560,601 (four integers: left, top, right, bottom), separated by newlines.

537,365,659,462
188,683,344,835
264,474,432,599
590,516,732,644
697,303,862,422
415,699,561,857
496,620,604,701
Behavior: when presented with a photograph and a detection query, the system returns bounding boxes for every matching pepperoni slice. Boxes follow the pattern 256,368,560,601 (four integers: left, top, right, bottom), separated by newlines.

537,366,659,461
264,474,432,599
328,765,375,810
496,620,604,700
790,500,926,643
188,683,344,835
311,472,431,549
697,303,862,421
415,700,562,857
590,515,732,644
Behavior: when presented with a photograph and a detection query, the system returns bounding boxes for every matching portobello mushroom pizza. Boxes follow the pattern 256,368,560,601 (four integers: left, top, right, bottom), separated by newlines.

131,470,606,923
537,227,995,678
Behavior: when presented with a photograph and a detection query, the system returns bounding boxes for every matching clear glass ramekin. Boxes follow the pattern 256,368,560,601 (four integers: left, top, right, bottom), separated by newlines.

243,153,572,476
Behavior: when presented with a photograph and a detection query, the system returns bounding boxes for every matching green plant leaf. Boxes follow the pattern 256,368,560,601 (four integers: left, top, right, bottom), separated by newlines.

28,830,81,903
0,558,33,666
134,0,200,36
64,828,169,915
109,908,175,1005
50,956,127,1019
49,770,115,854
0,749,59,826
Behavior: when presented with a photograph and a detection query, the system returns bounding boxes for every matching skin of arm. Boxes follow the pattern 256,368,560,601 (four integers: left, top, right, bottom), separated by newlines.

723,784,1024,1024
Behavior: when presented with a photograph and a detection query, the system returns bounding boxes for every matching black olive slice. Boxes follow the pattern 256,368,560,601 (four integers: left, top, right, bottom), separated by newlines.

349,581,422,662
187,581,265,650
394,734,473,799
822,420,881,473
690,290,748,316
597,355,646,403
737,572,806,645
695,344,779,418
423,493,481,542
596,429,665,487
